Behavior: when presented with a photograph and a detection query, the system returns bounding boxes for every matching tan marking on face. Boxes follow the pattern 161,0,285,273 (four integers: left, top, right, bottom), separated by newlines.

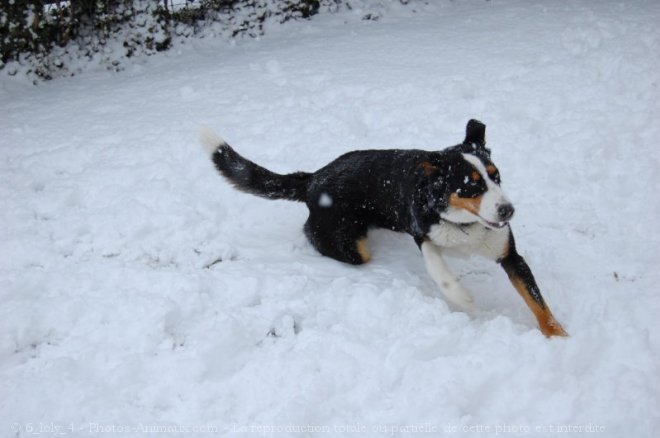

509,275,568,337
418,161,438,176
486,164,498,175
449,192,482,216
356,238,371,263
471,170,481,181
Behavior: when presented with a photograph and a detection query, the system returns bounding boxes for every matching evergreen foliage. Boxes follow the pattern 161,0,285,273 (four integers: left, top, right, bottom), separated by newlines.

0,0,340,81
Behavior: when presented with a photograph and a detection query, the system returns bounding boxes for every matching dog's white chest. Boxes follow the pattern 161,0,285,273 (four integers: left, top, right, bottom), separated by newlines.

427,221,510,261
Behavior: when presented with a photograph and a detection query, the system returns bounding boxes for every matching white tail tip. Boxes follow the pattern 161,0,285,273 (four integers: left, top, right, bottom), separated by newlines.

199,125,227,156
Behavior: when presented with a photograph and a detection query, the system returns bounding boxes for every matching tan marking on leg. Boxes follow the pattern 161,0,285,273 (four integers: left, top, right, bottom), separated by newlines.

449,193,483,216
509,275,568,337
356,238,371,263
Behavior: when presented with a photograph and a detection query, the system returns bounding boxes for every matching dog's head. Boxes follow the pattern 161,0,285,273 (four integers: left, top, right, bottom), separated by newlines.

419,120,514,229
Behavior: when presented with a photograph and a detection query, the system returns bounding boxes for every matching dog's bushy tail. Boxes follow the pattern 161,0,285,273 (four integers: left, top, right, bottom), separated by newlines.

200,126,311,202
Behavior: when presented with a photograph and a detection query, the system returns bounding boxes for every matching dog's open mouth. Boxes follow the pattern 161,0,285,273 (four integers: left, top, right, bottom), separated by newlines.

481,218,509,229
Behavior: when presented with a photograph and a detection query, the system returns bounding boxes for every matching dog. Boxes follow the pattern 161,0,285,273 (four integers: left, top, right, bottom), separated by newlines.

201,119,567,337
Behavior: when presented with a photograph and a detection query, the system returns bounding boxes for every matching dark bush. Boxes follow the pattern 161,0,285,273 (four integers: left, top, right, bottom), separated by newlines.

0,0,405,81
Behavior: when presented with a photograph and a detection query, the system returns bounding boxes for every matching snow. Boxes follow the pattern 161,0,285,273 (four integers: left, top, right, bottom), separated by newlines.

318,193,333,208
1,0,659,436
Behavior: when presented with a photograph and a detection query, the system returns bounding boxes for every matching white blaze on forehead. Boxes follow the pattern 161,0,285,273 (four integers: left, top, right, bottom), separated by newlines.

461,153,511,223
461,153,491,184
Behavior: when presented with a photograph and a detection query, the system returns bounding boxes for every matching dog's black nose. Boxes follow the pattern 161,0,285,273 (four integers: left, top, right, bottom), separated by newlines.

498,203,515,221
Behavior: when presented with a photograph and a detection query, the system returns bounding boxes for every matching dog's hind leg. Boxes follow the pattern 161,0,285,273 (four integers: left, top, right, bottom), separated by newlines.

304,214,371,265
421,241,474,310
311,232,371,265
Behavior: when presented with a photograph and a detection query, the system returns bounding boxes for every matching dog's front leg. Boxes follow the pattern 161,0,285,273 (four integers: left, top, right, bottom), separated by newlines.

421,241,474,310
500,243,568,337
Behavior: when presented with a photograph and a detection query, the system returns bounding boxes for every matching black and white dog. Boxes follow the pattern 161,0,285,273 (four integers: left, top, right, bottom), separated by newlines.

201,120,567,337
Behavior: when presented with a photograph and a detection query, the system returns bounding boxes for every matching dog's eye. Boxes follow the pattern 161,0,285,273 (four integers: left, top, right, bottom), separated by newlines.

462,171,482,186
455,187,481,198
458,170,485,198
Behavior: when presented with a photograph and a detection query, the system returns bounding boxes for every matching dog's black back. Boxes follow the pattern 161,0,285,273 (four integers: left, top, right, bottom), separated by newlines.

204,120,497,264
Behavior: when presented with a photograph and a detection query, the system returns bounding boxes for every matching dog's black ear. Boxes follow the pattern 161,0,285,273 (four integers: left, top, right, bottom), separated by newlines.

464,119,486,145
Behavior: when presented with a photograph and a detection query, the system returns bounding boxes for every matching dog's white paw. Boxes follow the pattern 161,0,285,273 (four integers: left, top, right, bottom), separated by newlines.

439,281,475,310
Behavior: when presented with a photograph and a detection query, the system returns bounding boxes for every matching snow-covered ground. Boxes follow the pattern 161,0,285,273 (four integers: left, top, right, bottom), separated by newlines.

2,0,659,436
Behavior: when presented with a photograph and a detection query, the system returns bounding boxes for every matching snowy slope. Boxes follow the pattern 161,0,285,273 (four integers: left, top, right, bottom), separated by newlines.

1,1,659,437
